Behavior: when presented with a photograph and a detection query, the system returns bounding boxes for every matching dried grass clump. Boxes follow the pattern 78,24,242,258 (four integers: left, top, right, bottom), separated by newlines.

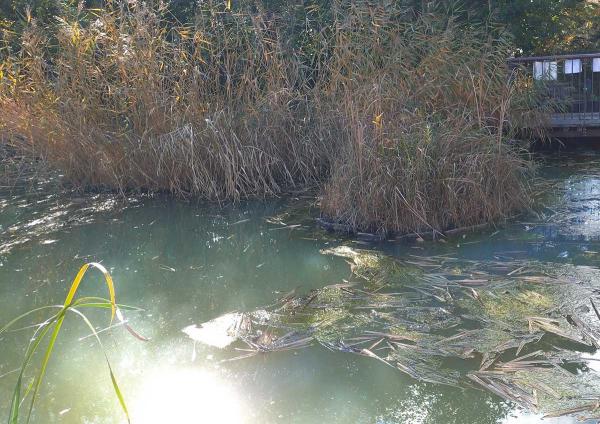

1,1,540,233
0,2,330,199
319,5,534,234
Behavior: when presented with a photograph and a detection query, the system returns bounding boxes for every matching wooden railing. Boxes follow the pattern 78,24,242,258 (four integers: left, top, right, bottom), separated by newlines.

509,53,600,129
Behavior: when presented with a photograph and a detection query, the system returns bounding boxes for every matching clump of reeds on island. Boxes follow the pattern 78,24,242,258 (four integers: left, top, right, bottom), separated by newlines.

0,0,544,234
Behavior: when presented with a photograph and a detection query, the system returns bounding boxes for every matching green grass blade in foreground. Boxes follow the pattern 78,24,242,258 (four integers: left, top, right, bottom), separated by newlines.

24,308,67,424
68,307,131,423
72,297,142,311
8,313,58,424
2,263,138,424
22,262,118,423
0,306,63,336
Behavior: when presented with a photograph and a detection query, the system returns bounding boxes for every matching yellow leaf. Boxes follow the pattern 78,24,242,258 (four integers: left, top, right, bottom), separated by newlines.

64,262,116,322
226,0,232,10
372,113,383,128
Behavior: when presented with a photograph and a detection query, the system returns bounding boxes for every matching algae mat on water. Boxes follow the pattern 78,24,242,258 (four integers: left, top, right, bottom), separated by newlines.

184,246,600,420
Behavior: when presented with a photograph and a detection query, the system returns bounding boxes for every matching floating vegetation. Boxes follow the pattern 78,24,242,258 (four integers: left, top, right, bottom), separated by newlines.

183,312,252,349
1,263,145,424
321,246,422,288
185,246,600,419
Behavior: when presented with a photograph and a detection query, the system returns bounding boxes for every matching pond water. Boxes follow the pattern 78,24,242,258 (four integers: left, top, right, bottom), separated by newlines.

1,150,600,424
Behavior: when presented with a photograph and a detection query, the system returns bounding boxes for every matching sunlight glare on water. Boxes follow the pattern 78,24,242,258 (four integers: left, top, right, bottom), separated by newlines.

130,367,246,424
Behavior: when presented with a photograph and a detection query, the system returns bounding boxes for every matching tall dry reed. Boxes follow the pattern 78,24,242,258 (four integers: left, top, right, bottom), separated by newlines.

1,1,330,198
318,4,536,234
0,1,542,233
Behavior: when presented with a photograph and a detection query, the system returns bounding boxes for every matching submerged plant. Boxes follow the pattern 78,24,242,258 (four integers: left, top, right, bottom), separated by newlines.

1,263,145,424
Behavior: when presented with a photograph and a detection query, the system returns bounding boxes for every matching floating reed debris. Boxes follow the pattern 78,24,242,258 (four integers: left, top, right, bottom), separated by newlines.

184,246,600,419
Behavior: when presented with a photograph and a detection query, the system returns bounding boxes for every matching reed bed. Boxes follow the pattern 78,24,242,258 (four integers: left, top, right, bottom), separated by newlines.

0,1,543,232
318,6,538,234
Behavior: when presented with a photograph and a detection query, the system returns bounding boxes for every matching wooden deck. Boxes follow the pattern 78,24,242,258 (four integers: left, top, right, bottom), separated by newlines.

549,114,600,138
550,113,600,128
509,52,600,138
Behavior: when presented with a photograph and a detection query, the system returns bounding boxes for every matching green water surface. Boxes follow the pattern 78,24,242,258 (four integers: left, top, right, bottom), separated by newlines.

1,151,600,424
